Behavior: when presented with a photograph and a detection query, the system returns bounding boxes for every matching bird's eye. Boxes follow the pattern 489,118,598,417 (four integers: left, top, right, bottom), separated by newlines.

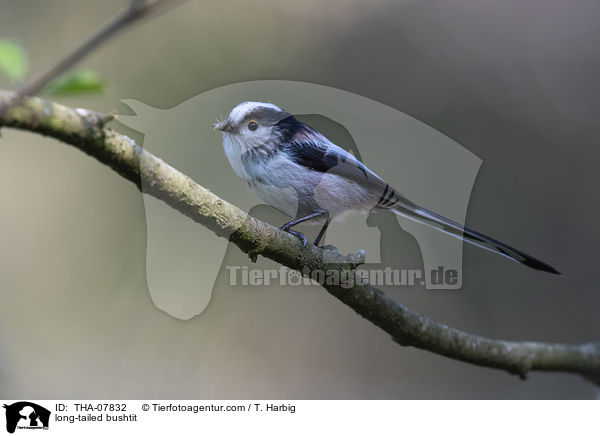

247,120,258,131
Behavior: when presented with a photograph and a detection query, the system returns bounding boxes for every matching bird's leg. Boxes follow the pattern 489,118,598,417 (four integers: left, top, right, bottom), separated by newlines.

313,212,330,247
280,210,328,248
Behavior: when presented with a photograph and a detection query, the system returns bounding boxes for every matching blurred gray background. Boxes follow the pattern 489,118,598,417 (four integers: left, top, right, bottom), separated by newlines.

0,0,598,399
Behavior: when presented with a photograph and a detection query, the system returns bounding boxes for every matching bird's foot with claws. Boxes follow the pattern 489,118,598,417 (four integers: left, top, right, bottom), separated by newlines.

280,227,307,249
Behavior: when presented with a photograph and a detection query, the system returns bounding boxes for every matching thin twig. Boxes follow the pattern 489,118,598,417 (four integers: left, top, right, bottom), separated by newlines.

1,90,598,385
0,0,186,118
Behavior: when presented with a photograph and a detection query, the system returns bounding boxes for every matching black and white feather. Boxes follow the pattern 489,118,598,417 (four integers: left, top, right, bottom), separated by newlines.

215,101,560,274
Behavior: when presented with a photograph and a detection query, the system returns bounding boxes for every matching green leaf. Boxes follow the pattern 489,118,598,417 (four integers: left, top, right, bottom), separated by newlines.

0,39,28,83
45,68,107,95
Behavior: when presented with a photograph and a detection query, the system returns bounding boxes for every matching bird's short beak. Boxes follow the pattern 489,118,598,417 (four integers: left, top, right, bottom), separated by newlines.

213,120,225,131
213,119,235,133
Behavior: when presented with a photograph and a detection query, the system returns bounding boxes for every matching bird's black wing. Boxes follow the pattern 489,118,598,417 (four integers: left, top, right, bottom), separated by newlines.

276,116,385,188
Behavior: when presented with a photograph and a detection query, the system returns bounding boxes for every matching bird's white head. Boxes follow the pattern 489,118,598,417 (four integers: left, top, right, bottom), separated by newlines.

214,102,291,149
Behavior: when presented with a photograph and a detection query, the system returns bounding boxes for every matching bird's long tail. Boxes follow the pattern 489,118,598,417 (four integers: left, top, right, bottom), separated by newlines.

381,198,561,275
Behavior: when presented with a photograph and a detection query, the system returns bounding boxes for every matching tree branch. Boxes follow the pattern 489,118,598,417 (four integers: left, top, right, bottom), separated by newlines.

1,90,598,385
